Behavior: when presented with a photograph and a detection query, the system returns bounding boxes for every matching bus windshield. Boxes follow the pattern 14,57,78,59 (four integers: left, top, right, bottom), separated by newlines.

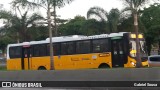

130,40,147,57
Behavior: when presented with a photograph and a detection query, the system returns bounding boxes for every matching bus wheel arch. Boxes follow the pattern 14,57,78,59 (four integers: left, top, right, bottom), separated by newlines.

98,63,110,68
38,66,47,70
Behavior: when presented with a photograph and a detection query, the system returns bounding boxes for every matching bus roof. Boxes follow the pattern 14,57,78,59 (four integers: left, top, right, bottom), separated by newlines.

8,32,129,47
46,32,128,42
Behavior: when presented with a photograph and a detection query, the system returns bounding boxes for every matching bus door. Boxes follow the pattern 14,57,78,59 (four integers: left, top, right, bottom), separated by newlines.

21,46,32,70
111,38,125,67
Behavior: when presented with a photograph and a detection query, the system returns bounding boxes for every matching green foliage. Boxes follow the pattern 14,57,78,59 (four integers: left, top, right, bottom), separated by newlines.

118,17,134,32
58,16,85,35
0,66,6,70
87,7,108,21
87,6,120,33
0,35,14,53
141,3,160,55
11,0,39,10
81,19,107,35
141,4,160,29
35,0,74,8
0,9,46,54
122,0,149,13
58,16,107,36
0,9,44,42
28,25,48,40
107,8,120,33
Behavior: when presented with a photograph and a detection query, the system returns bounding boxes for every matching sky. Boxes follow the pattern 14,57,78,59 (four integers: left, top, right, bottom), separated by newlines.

55,0,123,19
0,0,124,19
0,0,124,26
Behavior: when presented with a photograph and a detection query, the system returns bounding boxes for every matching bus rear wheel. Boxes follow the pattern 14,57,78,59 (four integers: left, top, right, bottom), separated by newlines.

38,66,47,70
98,63,110,69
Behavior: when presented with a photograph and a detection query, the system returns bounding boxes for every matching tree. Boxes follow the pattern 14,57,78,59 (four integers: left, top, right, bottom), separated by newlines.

28,24,48,41
0,10,44,42
35,0,74,70
32,0,73,36
0,26,15,55
87,7,120,33
118,16,134,32
58,16,86,35
141,4,160,55
58,16,107,36
12,0,74,70
0,35,14,53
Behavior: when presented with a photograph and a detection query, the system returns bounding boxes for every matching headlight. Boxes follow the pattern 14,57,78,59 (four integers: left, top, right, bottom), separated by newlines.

131,62,136,66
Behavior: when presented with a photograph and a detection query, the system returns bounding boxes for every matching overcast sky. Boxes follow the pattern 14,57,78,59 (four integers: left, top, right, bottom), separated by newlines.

56,0,123,19
0,0,125,27
0,0,124,19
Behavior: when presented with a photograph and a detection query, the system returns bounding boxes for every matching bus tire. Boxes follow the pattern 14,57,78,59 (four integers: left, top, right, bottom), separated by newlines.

98,63,110,69
38,66,47,70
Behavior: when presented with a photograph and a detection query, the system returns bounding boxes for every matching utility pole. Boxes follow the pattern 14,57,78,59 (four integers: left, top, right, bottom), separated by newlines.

47,5,54,70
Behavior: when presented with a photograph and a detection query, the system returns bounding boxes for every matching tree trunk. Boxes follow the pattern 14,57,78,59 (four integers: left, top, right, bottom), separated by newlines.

53,5,57,36
48,5,54,70
134,13,142,68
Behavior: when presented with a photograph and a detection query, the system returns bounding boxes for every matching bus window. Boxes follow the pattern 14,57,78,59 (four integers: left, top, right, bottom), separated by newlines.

47,43,60,56
53,43,60,56
39,44,47,56
130,41,136,57
76,40,91,54
33,44,47,57
92,39,109,53
61,42,75,55
129,40,147,57
67,42,75,55
9,46,22,59
61,42,68,55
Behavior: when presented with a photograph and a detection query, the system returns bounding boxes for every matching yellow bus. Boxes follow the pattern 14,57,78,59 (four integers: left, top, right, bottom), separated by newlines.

7,32,149,70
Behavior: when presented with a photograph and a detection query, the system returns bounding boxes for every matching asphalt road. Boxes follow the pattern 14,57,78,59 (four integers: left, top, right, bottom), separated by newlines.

1,68,160,81
0,68,160,90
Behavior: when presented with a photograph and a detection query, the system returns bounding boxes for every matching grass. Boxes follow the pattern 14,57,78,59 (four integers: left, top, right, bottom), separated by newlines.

0,66,7,70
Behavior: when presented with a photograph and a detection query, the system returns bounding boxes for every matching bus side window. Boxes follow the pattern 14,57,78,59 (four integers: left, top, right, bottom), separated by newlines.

24,49,28,58
67,42,75,55
53,43,60,56
47,43,60,56
9,46,22,59
76,40,91,54
33,44,47,57
40,44,47,56
61,42,68,55
92,39,109,53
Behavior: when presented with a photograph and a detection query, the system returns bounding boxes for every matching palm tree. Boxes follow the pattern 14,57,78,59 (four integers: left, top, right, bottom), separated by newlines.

33,0,74,36
36,0,74,70
108,9,121,33
0,10,44,42
120,0,160,67
87,7,120,33
12,0,74,70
